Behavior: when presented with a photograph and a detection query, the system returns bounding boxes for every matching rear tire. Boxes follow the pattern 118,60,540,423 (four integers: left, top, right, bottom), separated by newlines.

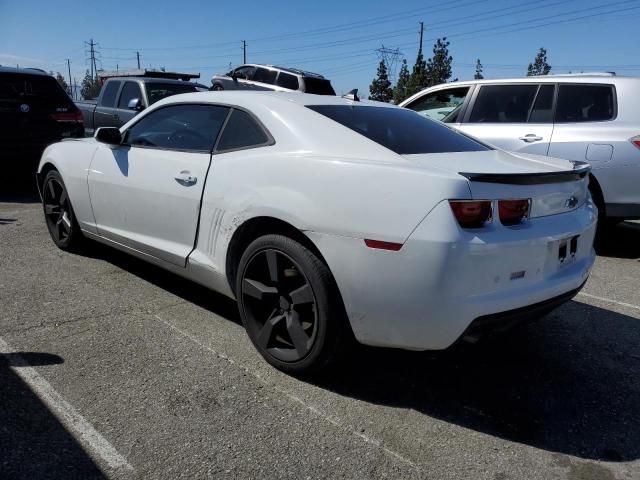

236,234,348,375
211,84,224,91
42,170,84,251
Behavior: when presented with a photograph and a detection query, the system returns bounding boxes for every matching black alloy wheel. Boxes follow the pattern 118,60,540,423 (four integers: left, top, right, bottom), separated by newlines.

237,235,347,374
42,171,82,250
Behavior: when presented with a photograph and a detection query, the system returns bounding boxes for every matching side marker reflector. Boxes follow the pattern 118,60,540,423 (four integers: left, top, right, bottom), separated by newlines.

364,239,403,251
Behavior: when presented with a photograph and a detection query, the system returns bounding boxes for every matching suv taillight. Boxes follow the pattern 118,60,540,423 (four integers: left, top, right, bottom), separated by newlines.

498,199,531,226
631,135,640,149
449,200,492,228
51,108,83,123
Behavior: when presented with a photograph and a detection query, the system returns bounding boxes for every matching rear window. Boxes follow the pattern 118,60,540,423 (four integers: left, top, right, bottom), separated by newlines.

303,77,336,95
307,105,491,155
555,84,615,123
0,73,70,103
146,83,201,105
469,85,539,123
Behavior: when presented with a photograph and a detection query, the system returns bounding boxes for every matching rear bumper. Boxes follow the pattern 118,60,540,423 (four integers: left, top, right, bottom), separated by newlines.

308,197,597,351
459,280,585,342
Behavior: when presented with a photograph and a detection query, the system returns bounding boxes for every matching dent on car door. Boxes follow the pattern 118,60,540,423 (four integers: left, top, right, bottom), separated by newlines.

87,104,230,266
459,84,555,154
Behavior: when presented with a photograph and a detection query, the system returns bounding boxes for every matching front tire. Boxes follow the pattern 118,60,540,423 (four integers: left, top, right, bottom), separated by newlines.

236,234,347,375
211,84,224,91
42,170,83,251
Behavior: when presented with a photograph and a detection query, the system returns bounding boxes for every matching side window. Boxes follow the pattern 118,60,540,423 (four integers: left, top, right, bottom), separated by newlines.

528,84,555,123
216,109,271,152
555,84,615,123
100,81,121,108
233,66,256,80
118,81,143,109
405,87,470,123
469,85,538,123
125,104,230,151
276,72,299,90
252,68,278,85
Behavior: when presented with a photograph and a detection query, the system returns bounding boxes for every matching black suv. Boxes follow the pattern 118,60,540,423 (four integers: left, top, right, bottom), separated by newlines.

1,67,84,178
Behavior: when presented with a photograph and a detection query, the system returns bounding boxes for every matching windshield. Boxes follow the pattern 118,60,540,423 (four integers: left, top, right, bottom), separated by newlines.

306,105,491,155
303,77,336,95
146,83,202,105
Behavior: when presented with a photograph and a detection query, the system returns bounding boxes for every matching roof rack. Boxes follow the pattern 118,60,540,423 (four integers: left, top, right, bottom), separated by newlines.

97,69,200,81
544,72,617,77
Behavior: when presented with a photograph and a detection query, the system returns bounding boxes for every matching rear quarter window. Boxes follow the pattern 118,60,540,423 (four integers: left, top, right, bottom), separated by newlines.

307,105,491,155
216,109,272,152
555,84,615,123
303,77,336,95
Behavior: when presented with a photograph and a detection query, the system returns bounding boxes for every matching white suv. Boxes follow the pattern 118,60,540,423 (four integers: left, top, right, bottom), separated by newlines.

210,64,335,95
400,74,640,222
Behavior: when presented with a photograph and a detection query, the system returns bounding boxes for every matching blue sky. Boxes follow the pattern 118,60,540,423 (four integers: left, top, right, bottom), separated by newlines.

1,0,639,96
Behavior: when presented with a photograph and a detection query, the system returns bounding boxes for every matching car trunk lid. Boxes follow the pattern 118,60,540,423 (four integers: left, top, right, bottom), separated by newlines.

403,150,590,219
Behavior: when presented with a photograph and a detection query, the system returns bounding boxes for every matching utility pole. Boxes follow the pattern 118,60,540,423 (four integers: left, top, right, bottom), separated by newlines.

136,51,141,69
66,59,72,95
85,39,98,79
242,40,246,64
418,21,424,54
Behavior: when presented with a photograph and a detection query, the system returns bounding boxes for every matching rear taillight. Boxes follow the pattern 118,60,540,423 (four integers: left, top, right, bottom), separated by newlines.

50,108,83,123
449,200,492,228
631,135,640,149
498,199,531,226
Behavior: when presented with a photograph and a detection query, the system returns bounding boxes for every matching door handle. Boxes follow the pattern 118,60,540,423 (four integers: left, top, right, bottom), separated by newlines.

175,171,197,186
519,134,543,143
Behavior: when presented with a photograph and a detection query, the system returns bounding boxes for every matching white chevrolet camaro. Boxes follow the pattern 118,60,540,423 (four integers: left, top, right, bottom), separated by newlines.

37,91,597,374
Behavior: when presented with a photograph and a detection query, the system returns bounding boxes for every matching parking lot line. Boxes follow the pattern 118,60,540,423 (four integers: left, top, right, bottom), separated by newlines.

578,291,640,312
152,313,418,470
0,336,134,474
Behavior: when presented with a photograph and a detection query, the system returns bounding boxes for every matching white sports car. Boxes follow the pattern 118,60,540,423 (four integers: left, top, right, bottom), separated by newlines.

37,91,597,374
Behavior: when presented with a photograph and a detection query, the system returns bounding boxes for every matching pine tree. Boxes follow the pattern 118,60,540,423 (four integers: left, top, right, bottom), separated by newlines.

80,69,101,99
368,60,393,103
527,48,551,76
474,59,484,80
392,59,410,104
54,72,69,94
405,49,427,99
425,37,452,87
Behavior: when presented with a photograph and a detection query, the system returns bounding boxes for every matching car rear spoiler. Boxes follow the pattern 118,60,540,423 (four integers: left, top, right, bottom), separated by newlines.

459,161,590,185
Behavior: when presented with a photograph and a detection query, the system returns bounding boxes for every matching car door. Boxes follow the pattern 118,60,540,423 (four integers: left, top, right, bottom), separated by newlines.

458,84,555,155
230,66,257,91
87,103,230,266
93,80,122,129
403,86,472,124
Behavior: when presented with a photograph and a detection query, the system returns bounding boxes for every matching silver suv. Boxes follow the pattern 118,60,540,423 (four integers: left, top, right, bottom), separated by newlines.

210,64,335,95
400,74,640,222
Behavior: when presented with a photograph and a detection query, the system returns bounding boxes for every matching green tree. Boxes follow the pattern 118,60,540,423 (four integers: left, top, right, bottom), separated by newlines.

425,37,452,86
80,69,101,99
527,48,551,76
52,72,69,94
368,60,393,103
405,48,427,99
474,59,484,80
392,59,410,104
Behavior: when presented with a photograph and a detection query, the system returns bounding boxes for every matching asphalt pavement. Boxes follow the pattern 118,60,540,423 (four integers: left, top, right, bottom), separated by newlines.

1,189,639,479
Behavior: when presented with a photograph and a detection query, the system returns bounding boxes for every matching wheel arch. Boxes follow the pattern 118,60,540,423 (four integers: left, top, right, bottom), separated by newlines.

588,173,605,217
36,162,59,199
225,216,331,295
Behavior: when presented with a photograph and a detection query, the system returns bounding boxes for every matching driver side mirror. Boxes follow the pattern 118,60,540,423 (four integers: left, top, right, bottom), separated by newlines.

127,98,144,111
95,127,122,145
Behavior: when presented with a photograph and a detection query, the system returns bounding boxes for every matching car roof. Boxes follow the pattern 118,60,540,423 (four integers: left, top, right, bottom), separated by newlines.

107,76,206,87
432,74,639,88
0,66,51,77
153,90,396,110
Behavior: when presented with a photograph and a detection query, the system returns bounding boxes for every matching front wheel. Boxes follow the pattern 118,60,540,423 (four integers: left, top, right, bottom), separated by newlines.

211,84,224,91
236,234,347,375
42,170,84,251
